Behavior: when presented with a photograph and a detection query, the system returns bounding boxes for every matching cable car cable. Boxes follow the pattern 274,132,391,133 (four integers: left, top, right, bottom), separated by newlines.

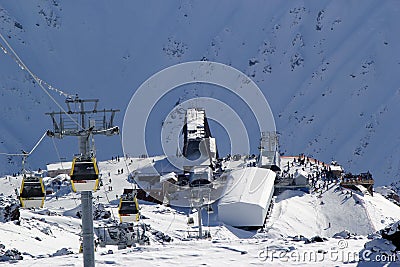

208,189,211,235
50,137,80,207
0,31,83,131
101,174,116,221
51,138,64,170
118,135,137,193
0,40,72,99
0,131,48,157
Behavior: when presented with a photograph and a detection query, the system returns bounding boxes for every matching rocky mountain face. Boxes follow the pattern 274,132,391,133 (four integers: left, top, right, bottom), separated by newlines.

0,1,399,186
0,194,20,222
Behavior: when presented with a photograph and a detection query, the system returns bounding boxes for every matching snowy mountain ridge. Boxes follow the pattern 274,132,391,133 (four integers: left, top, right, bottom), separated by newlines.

0,1,399,187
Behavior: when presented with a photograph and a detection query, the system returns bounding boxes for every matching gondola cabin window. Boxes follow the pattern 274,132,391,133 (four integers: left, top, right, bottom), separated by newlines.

119,201,139,214
72,162,97,180
20,182,45,198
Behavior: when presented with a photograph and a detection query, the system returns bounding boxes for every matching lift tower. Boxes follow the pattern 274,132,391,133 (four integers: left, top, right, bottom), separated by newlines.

46,96,119,267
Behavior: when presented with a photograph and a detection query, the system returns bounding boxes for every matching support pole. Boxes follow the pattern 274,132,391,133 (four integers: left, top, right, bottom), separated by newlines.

197,206,202,239
46,97,119,267
81,191,95,267
79,136,89,156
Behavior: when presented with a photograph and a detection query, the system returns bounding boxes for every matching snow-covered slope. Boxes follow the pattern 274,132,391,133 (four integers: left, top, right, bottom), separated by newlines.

1,156,400,265
267,185,400,238
268,156,400,237
1,1,400,187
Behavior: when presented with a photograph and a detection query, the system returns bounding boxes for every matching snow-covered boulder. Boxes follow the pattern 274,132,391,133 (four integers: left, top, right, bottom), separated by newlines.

376,186,400,206
358,221,400,265
291,235,310,243
0,194,20,222
51,248,73,257
381,221,400,250
333,230,352,239
359,239,398,266
0,247,23,262
93,203,111,220
305,236,327,244
64,203,111,220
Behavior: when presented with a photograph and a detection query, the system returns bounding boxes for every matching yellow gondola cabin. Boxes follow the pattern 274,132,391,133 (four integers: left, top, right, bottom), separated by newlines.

118,189,140,223
19,175,45,208
70,157,99,192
